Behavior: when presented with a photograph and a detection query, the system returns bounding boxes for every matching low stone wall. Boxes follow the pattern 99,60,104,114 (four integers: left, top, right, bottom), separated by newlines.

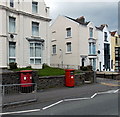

96,73,120,80
1,70,95,90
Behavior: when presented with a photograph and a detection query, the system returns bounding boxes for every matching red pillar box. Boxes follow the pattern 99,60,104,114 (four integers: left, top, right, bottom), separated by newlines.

20,70,33,93
65,69,75,87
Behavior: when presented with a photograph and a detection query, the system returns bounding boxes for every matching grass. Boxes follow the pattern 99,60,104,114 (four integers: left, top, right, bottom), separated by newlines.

12,66,65,76
38,66,65,76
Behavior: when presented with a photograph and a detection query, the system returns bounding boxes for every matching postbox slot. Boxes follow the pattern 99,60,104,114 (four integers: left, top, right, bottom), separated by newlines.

70,71,74,75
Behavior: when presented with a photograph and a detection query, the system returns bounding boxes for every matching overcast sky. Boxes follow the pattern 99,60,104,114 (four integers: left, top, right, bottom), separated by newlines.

44,0,118,31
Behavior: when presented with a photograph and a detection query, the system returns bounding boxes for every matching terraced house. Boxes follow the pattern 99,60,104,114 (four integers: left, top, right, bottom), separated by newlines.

110,31,120,72
0,0,51,69
50,15,98,70
96,24,111,71
50,15,113,71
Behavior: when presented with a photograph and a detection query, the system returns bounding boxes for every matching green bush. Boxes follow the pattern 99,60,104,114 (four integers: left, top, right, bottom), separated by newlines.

9,62,18,70
26,66,32,69
42,63,50,69
80,65,92,71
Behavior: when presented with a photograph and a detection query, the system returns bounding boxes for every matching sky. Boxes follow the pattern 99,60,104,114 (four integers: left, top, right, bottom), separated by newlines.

44,0,119,31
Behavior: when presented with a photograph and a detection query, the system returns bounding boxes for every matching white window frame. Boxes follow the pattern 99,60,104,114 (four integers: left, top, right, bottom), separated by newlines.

32,22,39,37
52,45,57,54
32,1,38,13
30,42,43,65
9,17,16,33
66,42,72,53
9,42,16,63
66,27,72,38
89,27,93,38
89,42,96,55
10,0,14,7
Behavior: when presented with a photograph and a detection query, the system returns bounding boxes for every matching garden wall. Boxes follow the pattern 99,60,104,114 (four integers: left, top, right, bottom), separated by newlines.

96,73,120,80
1,70,95,90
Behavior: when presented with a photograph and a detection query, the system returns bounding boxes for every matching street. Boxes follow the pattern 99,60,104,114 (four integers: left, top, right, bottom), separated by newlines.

2,78,120,116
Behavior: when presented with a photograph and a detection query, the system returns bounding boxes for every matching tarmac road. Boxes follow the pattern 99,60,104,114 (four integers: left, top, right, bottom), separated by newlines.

2,77,120,116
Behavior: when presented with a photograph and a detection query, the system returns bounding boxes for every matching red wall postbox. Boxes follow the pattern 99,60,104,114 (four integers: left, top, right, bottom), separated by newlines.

20,70,33,87
65,69,75,87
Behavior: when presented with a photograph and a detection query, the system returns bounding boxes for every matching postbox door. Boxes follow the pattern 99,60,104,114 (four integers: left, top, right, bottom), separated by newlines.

21,73,32,87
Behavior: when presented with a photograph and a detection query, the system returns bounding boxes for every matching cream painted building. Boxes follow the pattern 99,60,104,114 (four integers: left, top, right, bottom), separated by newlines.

110,31,120,72
0,0,51,69
50,15,98,70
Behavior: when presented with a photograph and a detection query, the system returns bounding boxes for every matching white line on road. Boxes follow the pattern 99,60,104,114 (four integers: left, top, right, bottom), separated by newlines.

42,100,63,110
0,109,41,115
91,93,97,99
64,97,91,102
1,89,119,115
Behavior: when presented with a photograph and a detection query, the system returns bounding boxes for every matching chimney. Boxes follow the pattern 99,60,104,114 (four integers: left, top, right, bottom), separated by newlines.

76,16,85,23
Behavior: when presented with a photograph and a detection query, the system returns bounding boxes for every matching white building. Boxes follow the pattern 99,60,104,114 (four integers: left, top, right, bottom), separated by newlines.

96,24,111,71
50,15,98,70
0,0,51,69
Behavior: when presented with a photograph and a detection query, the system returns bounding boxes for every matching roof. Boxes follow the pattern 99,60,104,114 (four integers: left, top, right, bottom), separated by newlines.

110,31,117,36
65,16,90,26
96,24,108,31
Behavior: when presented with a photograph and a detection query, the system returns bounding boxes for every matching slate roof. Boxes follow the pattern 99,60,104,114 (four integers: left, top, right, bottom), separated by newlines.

96,24,108,31
110,31,117,36
65,16,90,26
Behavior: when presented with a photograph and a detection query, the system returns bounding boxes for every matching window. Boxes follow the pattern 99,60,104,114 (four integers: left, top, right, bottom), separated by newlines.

66,28,71,37
52,45,56,54
9,42,16,63
10,0,14,7
89,43,96,55
32,22,39,36
66,42,72,52
104,32,108,41
89,28,93,38
32,1,38,13
9,17,16,33
30,42,42,64
89,58,96,71
115,37,118,45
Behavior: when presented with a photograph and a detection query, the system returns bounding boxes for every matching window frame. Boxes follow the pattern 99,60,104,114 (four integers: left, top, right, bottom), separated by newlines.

32,21,39,37
52,45,57,54
30,42,43,65
104,32,108,41
9,42,16,63
66,42,72,53
89,27,93,38
32,1,38,13
66,27,72,38
10,0,14,7
9,16,16,33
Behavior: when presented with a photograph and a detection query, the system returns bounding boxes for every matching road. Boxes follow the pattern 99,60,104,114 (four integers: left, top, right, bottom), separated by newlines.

2,77,120,116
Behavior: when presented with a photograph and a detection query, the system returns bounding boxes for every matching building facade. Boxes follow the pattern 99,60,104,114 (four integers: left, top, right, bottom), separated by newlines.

0,0,51,69
50,15,98,70
110,31,120,72
96,24,111,71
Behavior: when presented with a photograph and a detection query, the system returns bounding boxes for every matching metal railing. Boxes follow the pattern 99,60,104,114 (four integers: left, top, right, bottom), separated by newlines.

1,83,37,106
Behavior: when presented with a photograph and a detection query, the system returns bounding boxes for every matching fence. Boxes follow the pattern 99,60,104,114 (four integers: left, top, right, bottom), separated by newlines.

1,83,37,106
50,64,80,70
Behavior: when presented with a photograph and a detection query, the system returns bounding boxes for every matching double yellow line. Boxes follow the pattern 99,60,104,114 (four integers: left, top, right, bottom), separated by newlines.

100,82,120,87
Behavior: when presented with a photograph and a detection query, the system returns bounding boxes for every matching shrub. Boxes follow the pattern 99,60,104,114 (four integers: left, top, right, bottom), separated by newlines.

80,65,93,71
42,63,50,69
86,65,92,71
9,62,18,70
26,66,32,69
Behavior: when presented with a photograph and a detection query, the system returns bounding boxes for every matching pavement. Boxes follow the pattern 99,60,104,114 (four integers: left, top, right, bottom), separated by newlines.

2,77,120,114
